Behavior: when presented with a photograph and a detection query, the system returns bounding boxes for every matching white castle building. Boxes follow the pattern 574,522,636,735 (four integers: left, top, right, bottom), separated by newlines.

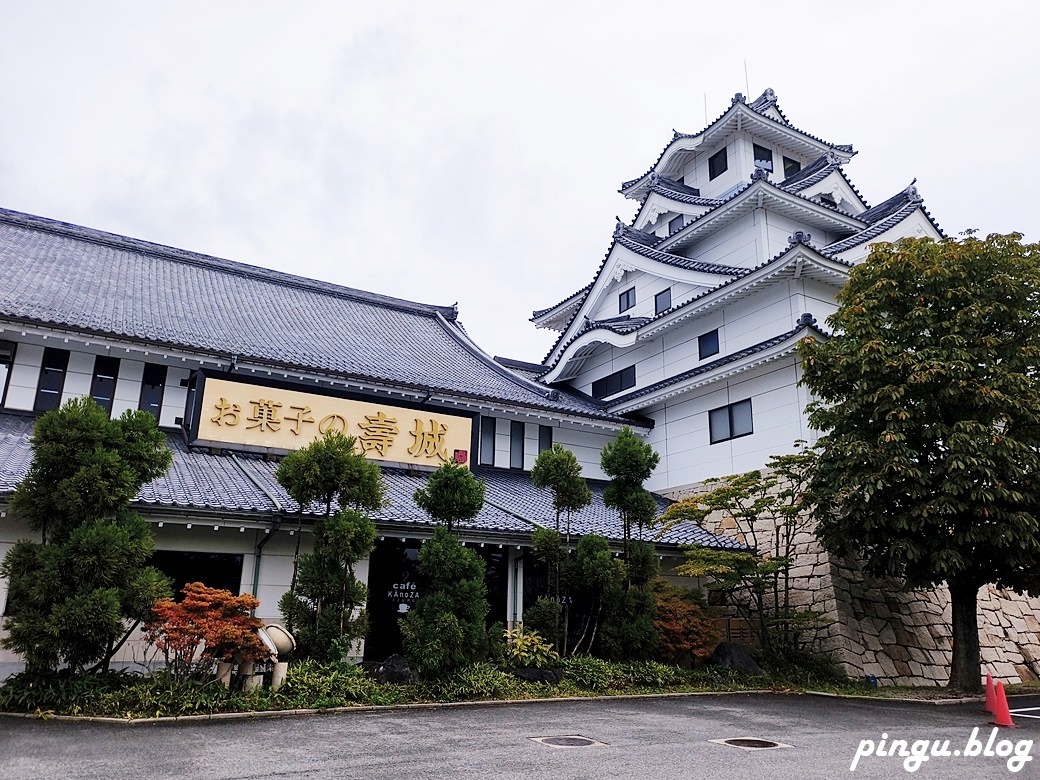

2,89,1037,683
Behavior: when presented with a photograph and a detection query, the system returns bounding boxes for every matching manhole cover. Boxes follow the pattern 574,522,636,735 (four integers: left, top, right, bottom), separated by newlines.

529,735,607,748
709,737,793,751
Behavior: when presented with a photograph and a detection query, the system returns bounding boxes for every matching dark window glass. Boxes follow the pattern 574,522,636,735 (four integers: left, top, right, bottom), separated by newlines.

480,417,497,466
753,143,773,171
510,420,524,469
818,193,837,208
618,287,636,313
34,347,69,412
699,329,720,360
139,363,167,419
90,355,120,415
591,365,636,399
709,399,754,444
538,425,553,453
668,215,684,233
708,148,728,180
0,340,15,407
655,288,672,316
151,551,244,599
783,156,801,178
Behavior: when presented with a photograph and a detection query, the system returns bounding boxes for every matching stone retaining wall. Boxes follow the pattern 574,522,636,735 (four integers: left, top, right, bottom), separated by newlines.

669,486,1040,686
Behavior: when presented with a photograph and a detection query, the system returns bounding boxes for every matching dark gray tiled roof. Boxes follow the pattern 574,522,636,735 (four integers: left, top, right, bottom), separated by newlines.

493,356,546,378
0,208,623,423
647,175,721,207
0,411,739,549
530,283,592,321
823,185,944,255
581,315,653,336
617,236,745,276
620,90,854,194
778,154,835,190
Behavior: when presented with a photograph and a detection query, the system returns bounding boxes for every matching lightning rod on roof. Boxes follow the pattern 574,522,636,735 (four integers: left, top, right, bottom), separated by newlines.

744,60,750,98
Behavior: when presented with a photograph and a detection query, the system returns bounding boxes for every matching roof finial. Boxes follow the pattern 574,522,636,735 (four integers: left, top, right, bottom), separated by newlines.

649,171,660,186
906,178,920,200
763,87,776,102
732,92,746,105
788,231,812,246
613,218,625,239
751,167,769,181
797,312,817,328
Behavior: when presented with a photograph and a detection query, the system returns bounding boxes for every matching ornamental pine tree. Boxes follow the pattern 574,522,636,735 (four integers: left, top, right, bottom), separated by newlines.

0,397,172,674
799,233,1040,691
276,431,383,661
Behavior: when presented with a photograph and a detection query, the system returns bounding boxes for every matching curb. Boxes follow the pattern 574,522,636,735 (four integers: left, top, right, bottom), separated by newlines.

0,687,993,724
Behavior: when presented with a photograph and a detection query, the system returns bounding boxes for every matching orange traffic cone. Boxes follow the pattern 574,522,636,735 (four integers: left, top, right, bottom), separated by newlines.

983,674,995,713
990,681,1017,728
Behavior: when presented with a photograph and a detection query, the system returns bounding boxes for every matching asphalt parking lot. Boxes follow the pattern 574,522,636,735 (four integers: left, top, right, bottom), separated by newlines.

1,692,1037,780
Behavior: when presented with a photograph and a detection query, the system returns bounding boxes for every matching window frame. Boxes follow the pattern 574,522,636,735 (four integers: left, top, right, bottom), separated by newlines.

538,425,553,453
139,363,167,420
89,355,120,416
752,143,774,172
480,417,497,466
708,148,728,180
783,156,801,178
509,420,524,469
698,329,720,360
34,347,70,412
655,288,672,316
618,286,636,313
709,398,753,444
591,365,636,399
0,340,16,408
667,214,684,234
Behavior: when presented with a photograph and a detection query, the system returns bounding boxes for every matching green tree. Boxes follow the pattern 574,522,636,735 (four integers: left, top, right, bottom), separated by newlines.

276,432,383,661
530,444,592,652
413,460,486,532
798,233,1040,691
1,397,172,674
660,450,821,654
600,427,660,573
400,526,489,677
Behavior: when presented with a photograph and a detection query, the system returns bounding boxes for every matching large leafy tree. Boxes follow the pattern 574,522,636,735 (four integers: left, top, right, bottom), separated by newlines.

799,233,1040,691
1,397,172,674
276,431,383,661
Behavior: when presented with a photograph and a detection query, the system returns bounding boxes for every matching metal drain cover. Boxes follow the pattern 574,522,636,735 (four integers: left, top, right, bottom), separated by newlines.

530,735,607,748
709,737,793,751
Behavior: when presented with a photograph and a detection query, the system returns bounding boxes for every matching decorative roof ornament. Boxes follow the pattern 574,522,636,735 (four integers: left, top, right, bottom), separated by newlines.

751,167,769,181
672,129,681,140
649,171,660,186
906,178,921,201
826,149,842,165
797,312,817,328
788,231,813,246
612,261,635,282
613,218,625,239
732,93,746,105
761,87,776,103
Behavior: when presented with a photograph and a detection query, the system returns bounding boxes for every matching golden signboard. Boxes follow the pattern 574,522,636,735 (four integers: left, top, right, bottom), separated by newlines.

193,377,472,467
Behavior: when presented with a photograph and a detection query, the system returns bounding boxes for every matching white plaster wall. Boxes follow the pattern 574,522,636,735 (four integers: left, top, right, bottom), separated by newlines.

680,214,760,269
60,351,95,405
161,366,190,428
4,343,43,411
112,359,144,417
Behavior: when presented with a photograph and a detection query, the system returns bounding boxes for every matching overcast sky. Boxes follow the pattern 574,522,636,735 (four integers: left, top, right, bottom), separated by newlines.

2,2,1038,363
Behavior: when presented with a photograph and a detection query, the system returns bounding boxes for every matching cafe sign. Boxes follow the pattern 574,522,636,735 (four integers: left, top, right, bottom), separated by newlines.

191,376,473,467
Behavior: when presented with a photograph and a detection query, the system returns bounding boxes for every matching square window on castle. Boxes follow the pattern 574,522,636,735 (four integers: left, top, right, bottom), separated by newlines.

698,329,720,360
655,288,672,316
708,148,728,180
709,398,753,444
753,144,773,172
591,365,635,400
90,355,120,415
783,156,801,178
618,287,636,313
139,363,167,419
34,347,70,412
668,215,684,234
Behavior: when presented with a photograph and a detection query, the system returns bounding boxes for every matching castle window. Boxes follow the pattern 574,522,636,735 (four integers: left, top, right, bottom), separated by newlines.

753,144,773,172
655,288,672,316
783,156,801,178
0,341,15,407
708,148,728,180
591,366,636,399
510,420,524,469
709,399,753,444
139,363,167,419
668,215,684,234
619,287,636,313
90,355,120,416
34,347,69,412
699,329,720,360
480,417,496,466
538,425,553,453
